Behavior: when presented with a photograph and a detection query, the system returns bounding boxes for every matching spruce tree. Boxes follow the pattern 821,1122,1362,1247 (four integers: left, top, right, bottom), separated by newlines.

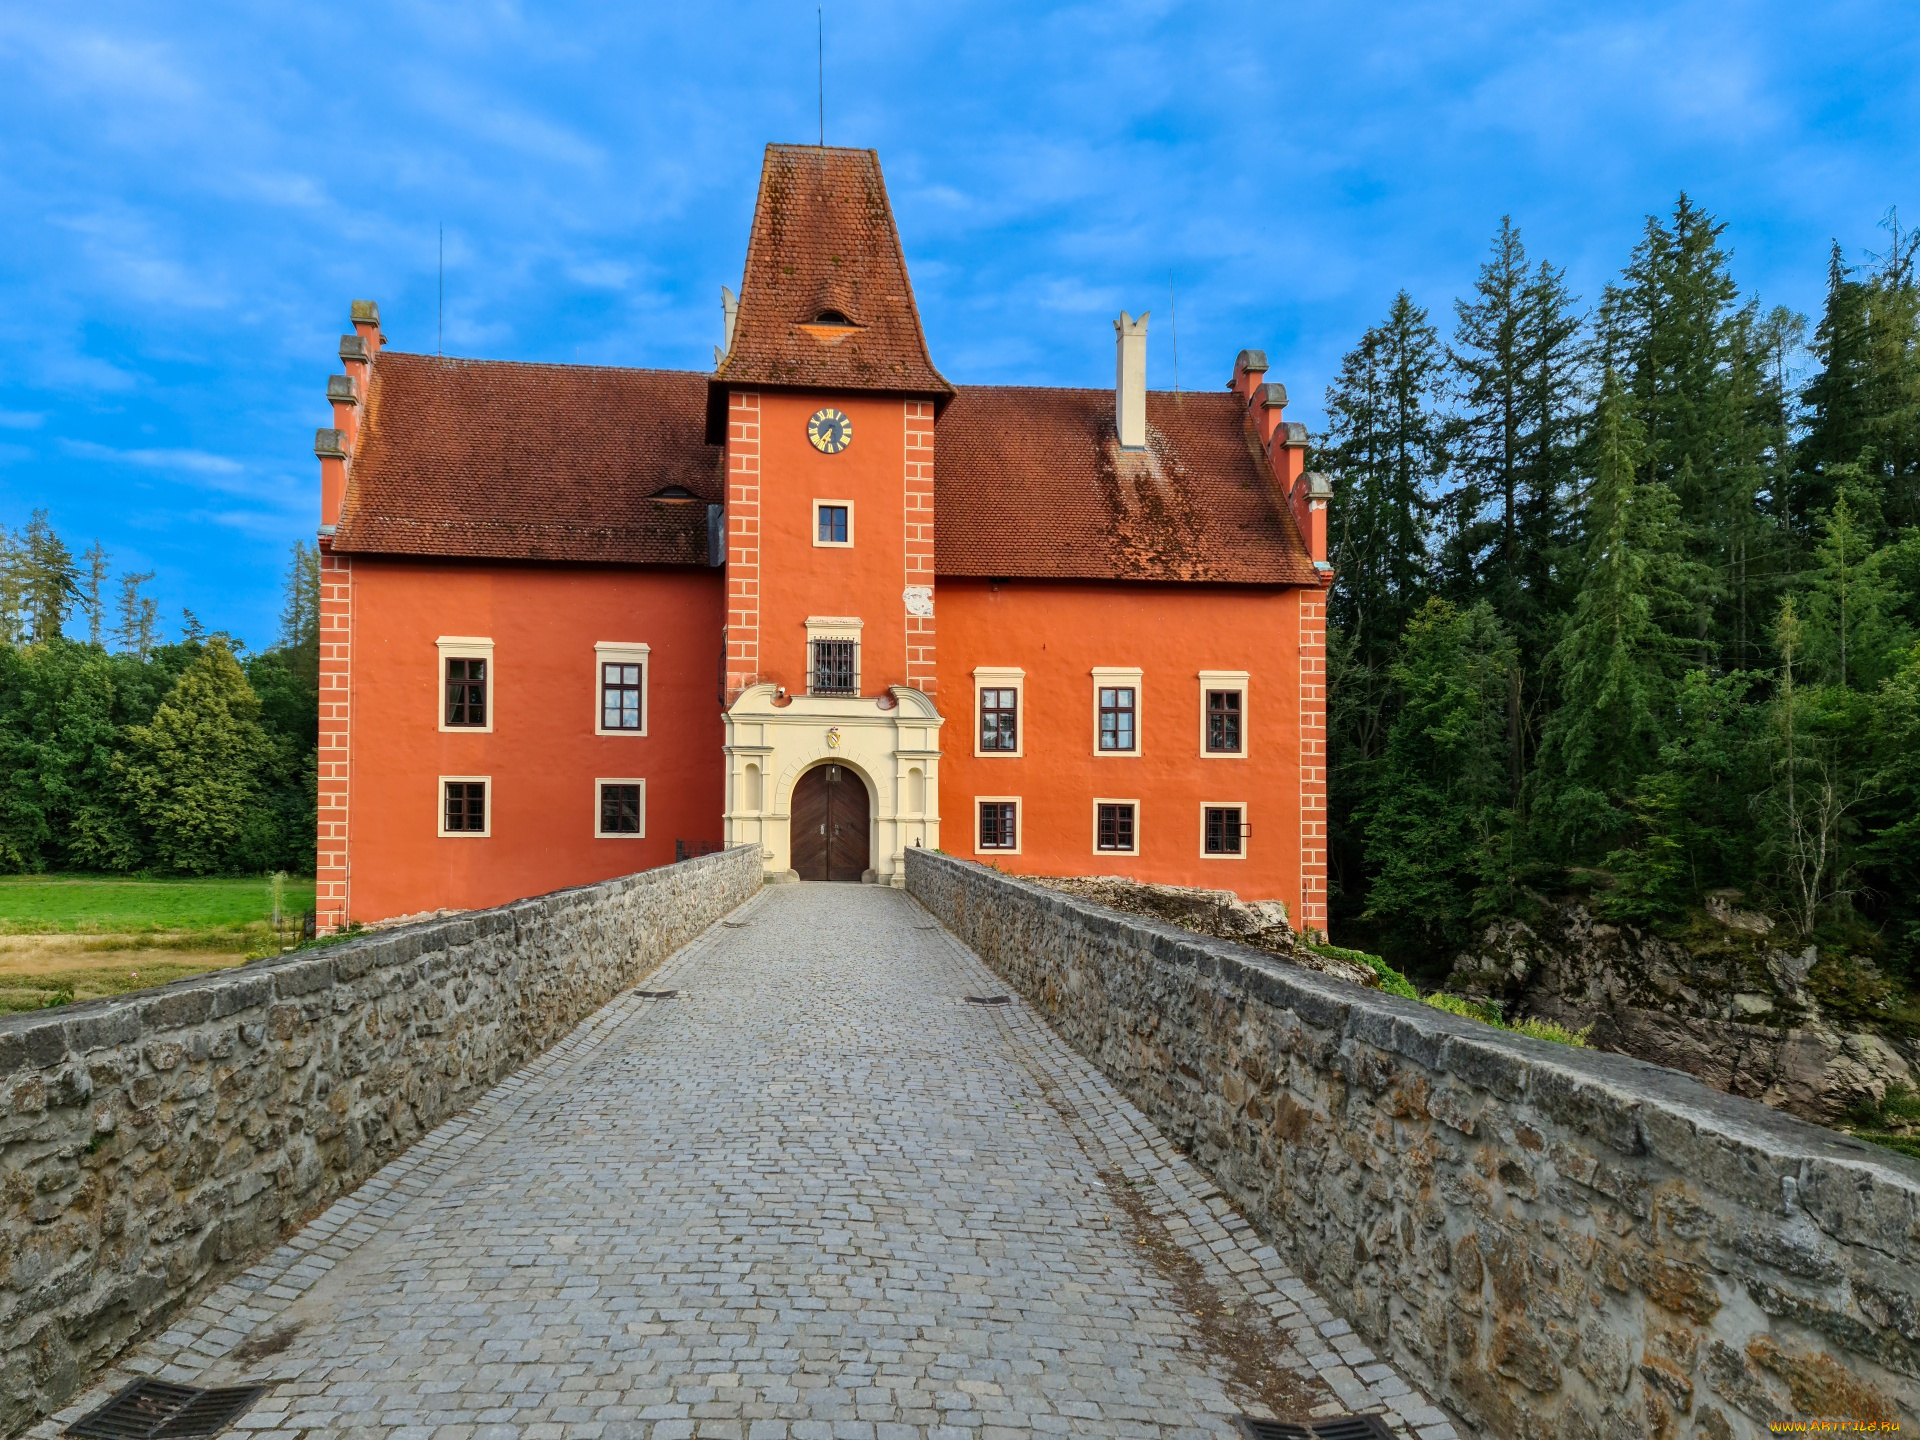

1532,370,1690,853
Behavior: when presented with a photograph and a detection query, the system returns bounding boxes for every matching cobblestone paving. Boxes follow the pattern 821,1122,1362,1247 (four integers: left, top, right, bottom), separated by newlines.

38,885,1456,1440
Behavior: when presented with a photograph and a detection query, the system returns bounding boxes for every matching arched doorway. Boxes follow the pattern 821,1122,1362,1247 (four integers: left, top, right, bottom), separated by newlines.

790,763,871,882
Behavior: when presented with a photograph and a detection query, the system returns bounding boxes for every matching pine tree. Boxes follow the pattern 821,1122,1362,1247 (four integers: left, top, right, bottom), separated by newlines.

20,511,77,643
1357,598,1517,963
114,640,275,874
113,572,157,659
1532,370,1691,853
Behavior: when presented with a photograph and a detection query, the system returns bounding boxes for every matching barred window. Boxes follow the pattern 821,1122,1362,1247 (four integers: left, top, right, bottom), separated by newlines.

443,781,487,833
445,658,487,727
1096,802,1135,852
810,639,858,695
979,687,1018,752
1204,806,1246,855
601,662,643,730
1206,690,1243,753
979,801,1017,850
1098,686,1136,751
599,783,642,835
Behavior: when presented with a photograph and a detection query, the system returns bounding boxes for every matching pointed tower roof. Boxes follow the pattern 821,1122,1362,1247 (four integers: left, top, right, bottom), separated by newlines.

709,145,950,434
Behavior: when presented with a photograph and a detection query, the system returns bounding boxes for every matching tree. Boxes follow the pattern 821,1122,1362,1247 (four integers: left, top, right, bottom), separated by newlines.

1356,598,1516,965
115,640,276,874
113,572,157,659
1531,370,1691,853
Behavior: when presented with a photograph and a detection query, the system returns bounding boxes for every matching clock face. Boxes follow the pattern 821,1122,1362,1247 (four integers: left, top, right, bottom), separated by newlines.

807,408,853,455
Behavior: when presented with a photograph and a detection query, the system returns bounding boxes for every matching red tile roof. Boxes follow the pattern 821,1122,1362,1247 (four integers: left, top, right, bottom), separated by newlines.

934,386,1318,585
332,353,722,566
711,145,950,421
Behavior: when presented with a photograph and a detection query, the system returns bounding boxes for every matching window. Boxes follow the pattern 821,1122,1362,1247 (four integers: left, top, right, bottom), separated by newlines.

980,688,1018,752
1095,801,1137,854
1203,804,1248,858
593,643,650,735
1199,671,1250,757
813,500,853,547
597,780,645,838
810,639,858,695
445,658,487,727
978,800,1018,852
602,664,642,729
972,667,1025,758
437,637,495,733
440,778,489,836
1099,687,1136,751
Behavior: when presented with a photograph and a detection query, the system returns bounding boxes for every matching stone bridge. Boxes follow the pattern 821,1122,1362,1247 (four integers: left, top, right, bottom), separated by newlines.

4,848,1916,1438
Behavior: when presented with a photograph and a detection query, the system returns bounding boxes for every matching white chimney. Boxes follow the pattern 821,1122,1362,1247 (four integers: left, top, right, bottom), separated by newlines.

1114,311,1149,449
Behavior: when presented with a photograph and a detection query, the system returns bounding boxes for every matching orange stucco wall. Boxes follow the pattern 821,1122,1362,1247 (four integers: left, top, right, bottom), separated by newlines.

937,578,1308,911
749,392,912,693
342,558,725,922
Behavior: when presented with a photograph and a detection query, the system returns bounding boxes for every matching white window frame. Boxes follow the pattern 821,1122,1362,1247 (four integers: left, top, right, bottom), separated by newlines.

594,777,647,839
973,666,1025,759
437,636,495,734
812,498,855,548
1199,670,1251,758
438,775,491,838
1091,666,1143,757
1199,801,1249,860
593,642,651,737
973,796,1022,856
1092,797,1140,856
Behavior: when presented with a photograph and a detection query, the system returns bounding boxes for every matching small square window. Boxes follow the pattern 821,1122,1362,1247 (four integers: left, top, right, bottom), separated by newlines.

443,780,487,834
1096,802,1136,853
445,658,487,727
1204,805,1247,856
979,801,1017,851
980,688,1018,752
816,504,850,544
602,662,643,730
1206,690,1243,754
811,639,858,695
599,782,643,836
1098,686,1136,752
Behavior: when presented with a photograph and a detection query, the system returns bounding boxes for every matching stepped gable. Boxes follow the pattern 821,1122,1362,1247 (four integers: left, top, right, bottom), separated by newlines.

333,353,722,565
934,385,1318,585
710,144,951,428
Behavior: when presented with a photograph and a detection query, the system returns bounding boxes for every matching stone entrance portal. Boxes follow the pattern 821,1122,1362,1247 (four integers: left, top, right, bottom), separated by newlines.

790,763,871,882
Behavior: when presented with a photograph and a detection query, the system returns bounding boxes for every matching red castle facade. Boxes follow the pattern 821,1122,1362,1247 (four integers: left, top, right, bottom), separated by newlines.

313,145,1333,933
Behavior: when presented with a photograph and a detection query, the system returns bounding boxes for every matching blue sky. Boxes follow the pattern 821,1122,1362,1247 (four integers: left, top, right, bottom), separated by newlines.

2,1,1915,647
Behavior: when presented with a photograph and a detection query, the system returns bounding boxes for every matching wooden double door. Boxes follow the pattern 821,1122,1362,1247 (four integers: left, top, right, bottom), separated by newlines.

790,762,870,882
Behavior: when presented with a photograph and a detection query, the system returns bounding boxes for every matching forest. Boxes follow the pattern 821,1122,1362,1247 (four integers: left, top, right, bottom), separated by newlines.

1322,196,1920,995
0,532,318,877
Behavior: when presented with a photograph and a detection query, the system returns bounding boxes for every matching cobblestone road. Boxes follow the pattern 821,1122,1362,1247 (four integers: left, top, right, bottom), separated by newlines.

39,885,1454,1440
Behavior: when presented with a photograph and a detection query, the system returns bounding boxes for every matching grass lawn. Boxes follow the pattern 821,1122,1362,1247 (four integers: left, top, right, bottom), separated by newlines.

0,874,316,1015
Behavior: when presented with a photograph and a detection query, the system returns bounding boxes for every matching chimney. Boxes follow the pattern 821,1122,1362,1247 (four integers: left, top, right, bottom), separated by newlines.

1114,311,1149,450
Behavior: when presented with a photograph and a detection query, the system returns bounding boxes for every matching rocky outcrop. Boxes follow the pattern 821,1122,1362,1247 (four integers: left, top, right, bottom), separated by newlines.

1446,896,1919,1124
1022,875,1379,988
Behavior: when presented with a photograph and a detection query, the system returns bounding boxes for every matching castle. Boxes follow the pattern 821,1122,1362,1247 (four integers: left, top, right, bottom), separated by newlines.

312,144,1331,932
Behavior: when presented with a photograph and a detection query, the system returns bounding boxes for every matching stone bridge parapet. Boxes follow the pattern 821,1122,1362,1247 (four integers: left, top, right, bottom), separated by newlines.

0,846,762,1435
906,847,1920,1437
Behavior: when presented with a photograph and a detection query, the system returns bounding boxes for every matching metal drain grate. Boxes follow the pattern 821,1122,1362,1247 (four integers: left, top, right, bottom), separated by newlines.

1233,1416,1395,1440
964,994,1012,1006
634,989,679,999
68,1378,268,1439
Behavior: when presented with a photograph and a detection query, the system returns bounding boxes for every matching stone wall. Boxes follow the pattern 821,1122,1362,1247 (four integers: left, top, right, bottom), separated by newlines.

907,848,1920,1438
1,847,761,1435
